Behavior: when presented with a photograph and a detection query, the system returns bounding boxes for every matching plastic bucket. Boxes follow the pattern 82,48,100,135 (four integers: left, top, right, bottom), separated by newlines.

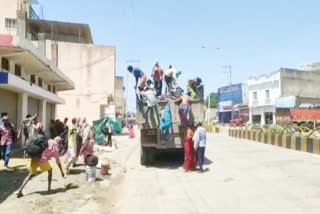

85,166,96,182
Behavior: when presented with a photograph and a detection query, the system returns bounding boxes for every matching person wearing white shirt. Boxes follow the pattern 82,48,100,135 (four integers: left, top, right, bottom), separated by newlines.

165,65,178,93
193,122,207,172
139,86,158,125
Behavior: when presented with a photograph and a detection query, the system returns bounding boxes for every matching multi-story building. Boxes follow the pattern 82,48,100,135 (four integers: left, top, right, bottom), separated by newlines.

1,0,116,126
0,0,74,130
217,83,248,123
248,68,320,125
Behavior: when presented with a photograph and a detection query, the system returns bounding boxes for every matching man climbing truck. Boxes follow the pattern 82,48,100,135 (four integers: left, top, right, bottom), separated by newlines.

137,97,205,165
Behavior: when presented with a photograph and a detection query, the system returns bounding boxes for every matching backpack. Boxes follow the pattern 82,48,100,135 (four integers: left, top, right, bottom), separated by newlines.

25,134,48,157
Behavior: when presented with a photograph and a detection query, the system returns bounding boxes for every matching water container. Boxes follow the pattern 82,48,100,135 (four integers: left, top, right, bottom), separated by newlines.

100,159,110,175
85,166,96,182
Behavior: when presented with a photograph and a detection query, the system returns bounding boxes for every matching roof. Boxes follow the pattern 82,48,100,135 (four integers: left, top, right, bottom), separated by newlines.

27,19,93,44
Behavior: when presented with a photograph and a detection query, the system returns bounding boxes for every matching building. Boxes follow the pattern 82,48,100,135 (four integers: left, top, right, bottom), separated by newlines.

1,0,116,126
248,68,320,125
0,1,74,130
115,76,126,117
217,83,248,123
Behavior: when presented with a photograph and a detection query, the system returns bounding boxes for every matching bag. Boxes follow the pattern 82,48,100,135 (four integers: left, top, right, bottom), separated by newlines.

25,134,48,157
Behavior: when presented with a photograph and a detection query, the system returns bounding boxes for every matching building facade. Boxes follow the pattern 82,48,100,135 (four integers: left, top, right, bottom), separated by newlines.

0,0,116,127
0,0,74,131
217,83,248,123
115,76,126,117
248,68,320,125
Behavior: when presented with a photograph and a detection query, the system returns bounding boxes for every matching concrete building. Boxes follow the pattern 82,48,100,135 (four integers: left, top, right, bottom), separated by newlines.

217,83,248,123
0,1,74,130
248,68,320,125
0,0,116,126
26,20,116,123
115,76,126,117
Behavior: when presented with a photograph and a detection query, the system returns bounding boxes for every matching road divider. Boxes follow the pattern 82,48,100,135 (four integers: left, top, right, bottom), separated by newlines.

229,128,320,155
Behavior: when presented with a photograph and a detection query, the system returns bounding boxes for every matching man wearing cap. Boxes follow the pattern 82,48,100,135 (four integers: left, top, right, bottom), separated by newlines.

152,62,164,96
0,115,15,169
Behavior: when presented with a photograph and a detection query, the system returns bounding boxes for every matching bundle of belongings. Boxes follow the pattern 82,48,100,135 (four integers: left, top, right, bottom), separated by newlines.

187,77,204,100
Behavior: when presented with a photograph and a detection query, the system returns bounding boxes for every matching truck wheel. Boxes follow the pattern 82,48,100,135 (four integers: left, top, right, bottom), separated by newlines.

140,147,148,166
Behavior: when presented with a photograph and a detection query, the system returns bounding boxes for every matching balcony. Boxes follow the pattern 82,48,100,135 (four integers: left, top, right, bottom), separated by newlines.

0,71,65,104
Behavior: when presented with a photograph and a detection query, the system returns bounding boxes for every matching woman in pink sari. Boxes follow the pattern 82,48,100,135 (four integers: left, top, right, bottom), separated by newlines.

183,123,196,172
79,129,94,158
128,123,135,139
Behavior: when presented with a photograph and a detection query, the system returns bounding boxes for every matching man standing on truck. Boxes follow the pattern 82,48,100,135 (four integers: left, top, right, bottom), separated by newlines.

128,65,147,90
152,62,164,96
139,86,158,125
193,122,207,172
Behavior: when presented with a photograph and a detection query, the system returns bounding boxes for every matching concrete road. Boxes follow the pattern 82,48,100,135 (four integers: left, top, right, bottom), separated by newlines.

111,133,320,214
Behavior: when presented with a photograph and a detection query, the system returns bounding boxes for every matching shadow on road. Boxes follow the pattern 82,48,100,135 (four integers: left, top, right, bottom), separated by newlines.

147,150,213,170
29,185,79,196
0,168,29,203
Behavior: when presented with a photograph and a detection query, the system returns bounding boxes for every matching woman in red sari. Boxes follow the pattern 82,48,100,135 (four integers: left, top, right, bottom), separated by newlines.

183,123,196,172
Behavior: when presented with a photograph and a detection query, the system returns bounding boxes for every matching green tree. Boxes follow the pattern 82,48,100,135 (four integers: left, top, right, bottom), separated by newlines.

205,93,218,108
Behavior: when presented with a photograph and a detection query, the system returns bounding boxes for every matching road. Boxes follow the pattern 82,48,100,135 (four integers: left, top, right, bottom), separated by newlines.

111,133,320,214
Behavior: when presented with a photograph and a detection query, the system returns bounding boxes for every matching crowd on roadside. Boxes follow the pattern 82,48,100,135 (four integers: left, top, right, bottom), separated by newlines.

128,62,207,173
0,112,115,198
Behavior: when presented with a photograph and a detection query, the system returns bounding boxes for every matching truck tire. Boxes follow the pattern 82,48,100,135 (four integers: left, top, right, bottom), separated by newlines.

140,146,148,166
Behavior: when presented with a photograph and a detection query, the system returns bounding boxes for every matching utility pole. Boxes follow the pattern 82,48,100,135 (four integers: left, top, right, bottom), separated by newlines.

223,65,233,120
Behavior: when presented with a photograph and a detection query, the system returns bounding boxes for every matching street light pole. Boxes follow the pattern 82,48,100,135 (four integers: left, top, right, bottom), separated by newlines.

223,65,233,120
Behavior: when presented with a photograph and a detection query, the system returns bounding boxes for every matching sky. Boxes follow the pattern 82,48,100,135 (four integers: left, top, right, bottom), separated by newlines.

35,0,320,112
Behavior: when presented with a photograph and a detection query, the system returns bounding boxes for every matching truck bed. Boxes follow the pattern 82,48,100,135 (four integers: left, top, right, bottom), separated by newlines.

137,98,205,149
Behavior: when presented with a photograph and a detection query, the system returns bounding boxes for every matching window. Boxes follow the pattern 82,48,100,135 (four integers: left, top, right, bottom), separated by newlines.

5,18,16,29
14,65,21,77
52,86,56,94
1,58,10,71
30,75,36,84
253,91,257,100
38,77,43,87
265,90,270,99
48,85,52,92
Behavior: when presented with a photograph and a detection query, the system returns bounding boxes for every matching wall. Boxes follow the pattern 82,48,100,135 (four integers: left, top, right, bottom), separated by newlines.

281,69,320,99
218,84,243,104
115,76,124,115
51,41,116,123
0,0,18,36
0,88,17,125
248,71,281,108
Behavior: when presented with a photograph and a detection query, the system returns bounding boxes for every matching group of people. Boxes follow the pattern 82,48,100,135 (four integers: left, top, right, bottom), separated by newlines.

127,62,207,172
127,62,182,99
0,112,99,198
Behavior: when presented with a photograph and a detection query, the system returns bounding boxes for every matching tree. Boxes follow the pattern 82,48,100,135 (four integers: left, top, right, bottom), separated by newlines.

205,93,218,108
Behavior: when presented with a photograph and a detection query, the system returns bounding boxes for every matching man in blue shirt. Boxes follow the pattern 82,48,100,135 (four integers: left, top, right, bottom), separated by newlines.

127,65,147,91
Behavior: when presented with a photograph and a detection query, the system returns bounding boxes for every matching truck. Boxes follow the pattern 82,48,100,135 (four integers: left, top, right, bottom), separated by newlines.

136,98,205,165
